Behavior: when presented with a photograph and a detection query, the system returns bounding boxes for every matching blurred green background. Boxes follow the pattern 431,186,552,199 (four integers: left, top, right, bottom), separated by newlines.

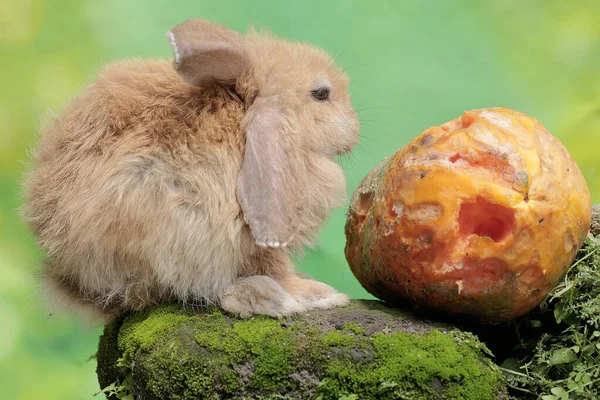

1,0,598,398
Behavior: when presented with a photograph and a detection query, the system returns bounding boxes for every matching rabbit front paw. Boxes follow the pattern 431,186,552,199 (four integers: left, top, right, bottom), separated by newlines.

220,275,305,318
283,277,351,311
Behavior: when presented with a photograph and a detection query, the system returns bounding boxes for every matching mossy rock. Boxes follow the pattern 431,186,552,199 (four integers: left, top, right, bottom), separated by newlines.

591,204,600,236
96,300,506,399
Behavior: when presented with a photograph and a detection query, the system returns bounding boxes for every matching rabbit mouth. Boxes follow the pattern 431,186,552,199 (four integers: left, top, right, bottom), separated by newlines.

336,138,358,156
336,147,353,156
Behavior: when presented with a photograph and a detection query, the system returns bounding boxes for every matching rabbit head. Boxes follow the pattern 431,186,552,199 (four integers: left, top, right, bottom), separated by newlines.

168,19,359,249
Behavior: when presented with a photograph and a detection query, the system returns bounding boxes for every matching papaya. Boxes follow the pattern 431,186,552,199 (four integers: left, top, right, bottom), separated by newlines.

345,108,592,322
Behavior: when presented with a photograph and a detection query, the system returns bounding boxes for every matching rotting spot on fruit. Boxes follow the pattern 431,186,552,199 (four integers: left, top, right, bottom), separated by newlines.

564,229,575,253
419,133,434,147
461,111,476,128
405,203,443,222
506,228,534,260
529,249,541,265
458,196,515,242
417,230,434,247
352,191,373,226
390,202,404,218
515,264,544,290
516,228,534,250
383,223,395,236
357,191,373,214
449,153,462,163
480,110,513,130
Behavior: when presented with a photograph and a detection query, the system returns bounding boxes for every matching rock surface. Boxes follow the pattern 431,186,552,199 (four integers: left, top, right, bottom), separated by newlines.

591,204,600,236
96,300,506,400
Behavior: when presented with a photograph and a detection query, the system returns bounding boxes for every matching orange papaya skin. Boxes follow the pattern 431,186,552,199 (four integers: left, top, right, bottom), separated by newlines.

345,108,592,322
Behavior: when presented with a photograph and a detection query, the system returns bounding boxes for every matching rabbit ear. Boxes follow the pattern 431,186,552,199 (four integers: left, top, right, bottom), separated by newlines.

167,19,248,86
237,102,306,248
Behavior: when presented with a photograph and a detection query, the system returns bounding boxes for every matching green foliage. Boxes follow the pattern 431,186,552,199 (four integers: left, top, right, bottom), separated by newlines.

497,235,600,399
93,375,133,400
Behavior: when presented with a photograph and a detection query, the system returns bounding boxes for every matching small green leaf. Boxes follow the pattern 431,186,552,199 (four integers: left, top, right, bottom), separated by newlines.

554,302,567,323
529,319,542,328
541,395,558,400
571,345,580,353
549,348,577,365
379,380,398,389
582,343,596,356
552,300,578,324
567,380,579,390
500,357,522,371
550,387,567,396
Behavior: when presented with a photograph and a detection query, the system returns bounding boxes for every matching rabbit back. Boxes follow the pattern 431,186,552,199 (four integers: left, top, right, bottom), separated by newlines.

23,59,253,314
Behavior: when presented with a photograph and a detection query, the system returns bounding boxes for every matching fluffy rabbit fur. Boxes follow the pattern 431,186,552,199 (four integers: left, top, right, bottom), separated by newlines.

21,19,359,320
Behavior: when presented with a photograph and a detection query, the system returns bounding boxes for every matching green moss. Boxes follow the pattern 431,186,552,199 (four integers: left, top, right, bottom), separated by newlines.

293,322,330,375
193,310,299,392
97,301,505,399
317,330,503,400
193,309,249,363
322,330,362,347
141,336,220,399
118,304,195,363
234,318,296,391
343,322,366,335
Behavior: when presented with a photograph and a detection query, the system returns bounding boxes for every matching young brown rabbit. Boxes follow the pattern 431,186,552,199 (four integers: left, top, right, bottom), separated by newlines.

21,18,359,320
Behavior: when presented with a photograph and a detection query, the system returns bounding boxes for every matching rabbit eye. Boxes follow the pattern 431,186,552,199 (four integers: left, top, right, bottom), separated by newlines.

311,87,330,101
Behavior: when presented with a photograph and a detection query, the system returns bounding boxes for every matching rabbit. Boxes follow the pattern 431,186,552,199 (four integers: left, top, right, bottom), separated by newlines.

21,18,360,321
